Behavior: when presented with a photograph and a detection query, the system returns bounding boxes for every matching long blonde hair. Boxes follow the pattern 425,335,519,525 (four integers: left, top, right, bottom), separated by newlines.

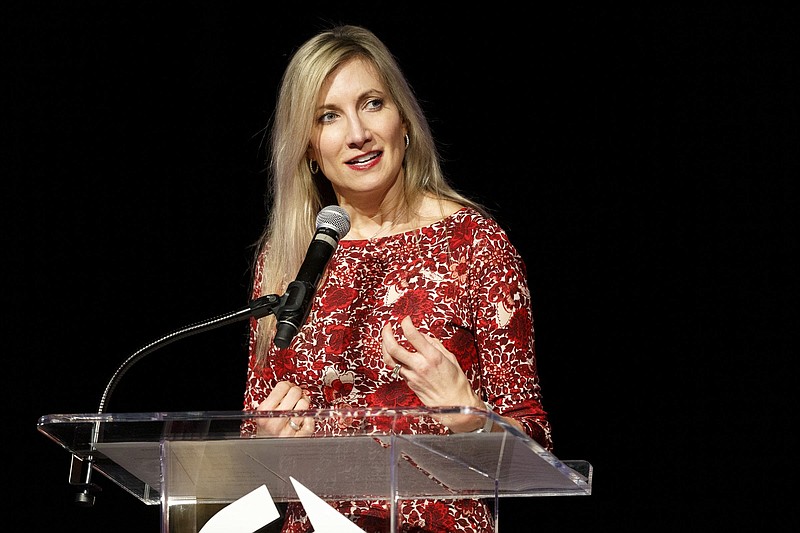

253,25,486,362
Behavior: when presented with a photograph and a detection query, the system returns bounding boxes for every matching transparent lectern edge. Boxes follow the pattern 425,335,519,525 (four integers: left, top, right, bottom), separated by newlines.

93,461,161,505
38,409,590,480
474,415,593,489
39,409,592,504
38,406,501,424
562,460,593,486
38,408,590,483
37,407,517,457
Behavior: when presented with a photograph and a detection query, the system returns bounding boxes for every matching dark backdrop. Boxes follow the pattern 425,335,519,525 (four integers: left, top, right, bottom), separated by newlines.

2,3,794,531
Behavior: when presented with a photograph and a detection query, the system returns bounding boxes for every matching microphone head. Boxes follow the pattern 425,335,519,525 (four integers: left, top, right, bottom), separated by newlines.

316,205,351,238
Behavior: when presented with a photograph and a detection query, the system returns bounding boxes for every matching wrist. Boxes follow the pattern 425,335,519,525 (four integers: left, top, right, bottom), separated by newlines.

470,400,494,433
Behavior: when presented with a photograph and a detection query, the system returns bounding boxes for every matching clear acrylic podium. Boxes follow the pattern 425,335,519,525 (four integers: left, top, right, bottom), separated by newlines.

38,407,592,532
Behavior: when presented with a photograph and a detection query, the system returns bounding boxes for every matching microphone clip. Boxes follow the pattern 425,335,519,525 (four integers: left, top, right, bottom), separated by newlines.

248,291,291,319
280,280,314,314
247,283,312,321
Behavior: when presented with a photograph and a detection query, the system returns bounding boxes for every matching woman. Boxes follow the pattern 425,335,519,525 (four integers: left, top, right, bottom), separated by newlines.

242,25,552,532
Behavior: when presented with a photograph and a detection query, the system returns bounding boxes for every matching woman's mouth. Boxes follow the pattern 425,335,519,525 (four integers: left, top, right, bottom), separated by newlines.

346,151,382,169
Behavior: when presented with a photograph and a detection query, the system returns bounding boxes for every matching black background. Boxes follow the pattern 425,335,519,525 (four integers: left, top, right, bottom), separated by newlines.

2,3,795,531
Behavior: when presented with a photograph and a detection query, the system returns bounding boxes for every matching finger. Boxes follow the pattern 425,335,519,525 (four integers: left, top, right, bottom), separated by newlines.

426,335,460,366
383,316,427,358
256,381,296,410
288,395,312,434
399,316,438,353
255,382,311,436
400,317,453,368
255,403,291,436
381,322,405,365
299,416,315,435
276,382,307,409
391,363,404,380
380,323,393,364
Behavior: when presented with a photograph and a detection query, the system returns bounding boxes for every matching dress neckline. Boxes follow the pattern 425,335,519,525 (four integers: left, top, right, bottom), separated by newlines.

338,207,470,245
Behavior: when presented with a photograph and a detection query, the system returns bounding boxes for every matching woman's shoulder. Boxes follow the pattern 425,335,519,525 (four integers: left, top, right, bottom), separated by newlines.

416,197,463,223
417,197,496,226
442,203,500,231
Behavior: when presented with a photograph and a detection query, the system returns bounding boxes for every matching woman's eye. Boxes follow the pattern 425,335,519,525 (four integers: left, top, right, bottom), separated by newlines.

319,111,338,124
365,98,383,110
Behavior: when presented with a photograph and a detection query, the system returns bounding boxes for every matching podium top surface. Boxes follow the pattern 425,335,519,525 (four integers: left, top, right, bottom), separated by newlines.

38,407,592,505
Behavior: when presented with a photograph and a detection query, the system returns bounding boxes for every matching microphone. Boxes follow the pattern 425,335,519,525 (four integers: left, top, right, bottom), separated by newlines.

274,205,350,348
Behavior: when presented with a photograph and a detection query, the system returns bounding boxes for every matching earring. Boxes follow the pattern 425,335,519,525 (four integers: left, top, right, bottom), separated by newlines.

404,133,410,149
308,159,319,175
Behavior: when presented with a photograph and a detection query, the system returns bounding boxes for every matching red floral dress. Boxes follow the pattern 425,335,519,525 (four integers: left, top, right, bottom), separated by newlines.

242,207,552,532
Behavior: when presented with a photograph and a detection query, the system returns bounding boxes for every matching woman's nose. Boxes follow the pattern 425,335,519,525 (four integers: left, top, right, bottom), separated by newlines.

346,118,372,148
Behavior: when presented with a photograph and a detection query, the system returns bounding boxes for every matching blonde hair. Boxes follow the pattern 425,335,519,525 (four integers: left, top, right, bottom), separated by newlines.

253,25,486,362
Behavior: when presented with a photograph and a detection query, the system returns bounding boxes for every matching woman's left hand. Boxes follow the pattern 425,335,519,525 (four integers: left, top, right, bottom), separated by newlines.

381,316,487,432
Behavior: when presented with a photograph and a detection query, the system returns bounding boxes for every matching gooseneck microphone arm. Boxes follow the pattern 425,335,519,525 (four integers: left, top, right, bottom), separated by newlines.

97,293,287,415
71,292,289,507
71,205,351,507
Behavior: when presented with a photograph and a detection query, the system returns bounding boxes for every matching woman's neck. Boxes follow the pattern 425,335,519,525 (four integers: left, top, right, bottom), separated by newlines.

339,194,464,241
343,197,412,240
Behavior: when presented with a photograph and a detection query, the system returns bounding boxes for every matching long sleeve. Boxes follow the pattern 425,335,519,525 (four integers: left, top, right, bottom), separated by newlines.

460,216,553,450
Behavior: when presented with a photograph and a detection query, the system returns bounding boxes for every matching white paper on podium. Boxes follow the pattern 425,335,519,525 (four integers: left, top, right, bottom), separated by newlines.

290,477,366,533
198,484,280,533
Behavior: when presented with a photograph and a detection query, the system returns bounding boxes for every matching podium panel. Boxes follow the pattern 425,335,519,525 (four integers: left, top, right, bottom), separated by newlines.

38,407,591,532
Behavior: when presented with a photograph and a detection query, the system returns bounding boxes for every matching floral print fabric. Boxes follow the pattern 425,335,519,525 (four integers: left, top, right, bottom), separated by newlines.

242,207,552,532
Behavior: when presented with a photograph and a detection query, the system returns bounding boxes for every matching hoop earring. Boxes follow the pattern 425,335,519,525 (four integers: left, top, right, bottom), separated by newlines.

308,159,319,175
404,133,410,149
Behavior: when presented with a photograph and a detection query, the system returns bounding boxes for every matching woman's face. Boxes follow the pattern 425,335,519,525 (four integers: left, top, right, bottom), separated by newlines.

308,58,407,203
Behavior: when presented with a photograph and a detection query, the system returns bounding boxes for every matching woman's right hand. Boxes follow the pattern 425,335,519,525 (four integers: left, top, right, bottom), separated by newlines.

254,380,315,437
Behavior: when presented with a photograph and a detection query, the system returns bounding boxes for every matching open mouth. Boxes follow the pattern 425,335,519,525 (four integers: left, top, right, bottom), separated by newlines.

346,151,381,165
